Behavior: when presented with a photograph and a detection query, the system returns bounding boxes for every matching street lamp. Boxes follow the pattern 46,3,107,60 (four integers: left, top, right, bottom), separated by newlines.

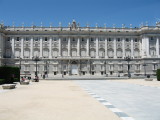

90,60,92,75
124,56,132,78
143,63,147,76
45,59,50,77
104,61,107,76
19,57,22,70
32,56,41,77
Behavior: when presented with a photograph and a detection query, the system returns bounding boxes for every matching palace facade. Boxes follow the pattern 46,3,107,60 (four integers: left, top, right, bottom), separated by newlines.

0,20,160,78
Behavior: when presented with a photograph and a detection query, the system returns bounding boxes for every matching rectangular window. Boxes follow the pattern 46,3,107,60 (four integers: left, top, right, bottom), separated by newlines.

45,37,48,41
17,37,20,41
7,37,10,41
26,37,29,41
125,38,129,42
117,38,121,42
34,37,39,41
91,38,94,41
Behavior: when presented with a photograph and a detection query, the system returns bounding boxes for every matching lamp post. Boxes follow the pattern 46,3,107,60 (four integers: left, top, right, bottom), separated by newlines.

32,56,41,77
19,57,22,70
143,63,147,76
104,61,107,77
45,59,50,77
124,56,132,78
90,60,92,75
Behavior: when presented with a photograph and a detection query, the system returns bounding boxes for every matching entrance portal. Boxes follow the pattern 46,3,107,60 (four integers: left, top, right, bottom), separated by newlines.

71,61,78,75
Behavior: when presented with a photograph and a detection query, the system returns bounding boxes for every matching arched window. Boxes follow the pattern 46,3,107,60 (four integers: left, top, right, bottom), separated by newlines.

71,49,77,56
81,49,86,57
43,48,49,58
90,49,96,57
99,48,105,58
24,48,30,58
33,49,40,57
62,48,68,56
15,49,21,58
52,49,58,57
117,49,122,58
108,49,114,58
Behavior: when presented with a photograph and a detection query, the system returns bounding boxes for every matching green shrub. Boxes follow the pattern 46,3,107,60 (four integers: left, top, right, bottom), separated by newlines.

14,78,19,82
0,66,20,84
0,79,5,85
156,69,160,81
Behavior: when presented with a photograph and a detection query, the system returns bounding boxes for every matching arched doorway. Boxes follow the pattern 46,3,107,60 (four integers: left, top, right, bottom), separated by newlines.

71,61,78,75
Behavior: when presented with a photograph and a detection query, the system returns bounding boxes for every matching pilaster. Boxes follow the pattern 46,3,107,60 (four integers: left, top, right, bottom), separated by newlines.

131,38,134,58
77,38,80,56
96,37,99,58
11,37,15,58
59,37,61,56
68,37,70,56
87,38,89,56
105,38,108,58
21,37,24,58
49,37,52,58
40,37,43,57
156,37,159,57
122,38,125,58
30,37,33,58
114,38,117,58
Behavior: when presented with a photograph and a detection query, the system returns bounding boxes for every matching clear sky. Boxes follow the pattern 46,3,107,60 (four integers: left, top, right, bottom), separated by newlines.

0,0,160,27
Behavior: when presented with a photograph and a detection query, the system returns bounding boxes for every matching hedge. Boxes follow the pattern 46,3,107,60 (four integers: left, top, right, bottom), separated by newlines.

157,69,160,81
0,79,5,85
0,66,20,84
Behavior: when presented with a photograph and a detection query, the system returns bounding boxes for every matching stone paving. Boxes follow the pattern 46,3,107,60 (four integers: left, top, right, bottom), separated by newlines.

75,80,160,120
0,80,121,120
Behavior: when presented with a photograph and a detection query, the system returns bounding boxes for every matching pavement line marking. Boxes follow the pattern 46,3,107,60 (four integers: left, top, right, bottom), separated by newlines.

84,88,135,120
120,117,135,120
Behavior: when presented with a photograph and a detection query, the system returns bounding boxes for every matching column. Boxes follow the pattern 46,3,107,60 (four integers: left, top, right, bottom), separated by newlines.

30,37,33,58
21,37,24,58
141,36,149,57
96,37,99,58
156,37,159,57
68,37,70,56
59,37,61,56
87,38,89,56
11,37,15,58
146,37,150,57
40,37,43,57
49,37,52,58
122,38,125,58
105,38,108,58
77,38,80,56
131,38,134,58
114,38,117,58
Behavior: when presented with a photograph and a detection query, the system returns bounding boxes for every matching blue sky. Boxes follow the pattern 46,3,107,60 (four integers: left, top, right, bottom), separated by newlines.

0,0,160,27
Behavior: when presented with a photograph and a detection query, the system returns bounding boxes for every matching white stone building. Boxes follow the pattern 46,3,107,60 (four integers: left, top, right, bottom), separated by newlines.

0,20,160,78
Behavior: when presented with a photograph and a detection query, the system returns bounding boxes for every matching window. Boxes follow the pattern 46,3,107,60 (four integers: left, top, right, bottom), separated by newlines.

108,38,112,42
7,37,10,41
100,38,104,41
34,37,39,41
117,38,121,42
45,37,48,41
125,38,129,42
53,37,57,41
26,37,29,41
134,38,138,42
17,37,20,41
73,38,75,41
63,38,66,41
151,37,154,40
82,38,84,41
91,38,94,41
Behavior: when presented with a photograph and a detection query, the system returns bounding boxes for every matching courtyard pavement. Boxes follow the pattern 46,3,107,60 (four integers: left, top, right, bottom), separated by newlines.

0,80,121,120
75,79,160,120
